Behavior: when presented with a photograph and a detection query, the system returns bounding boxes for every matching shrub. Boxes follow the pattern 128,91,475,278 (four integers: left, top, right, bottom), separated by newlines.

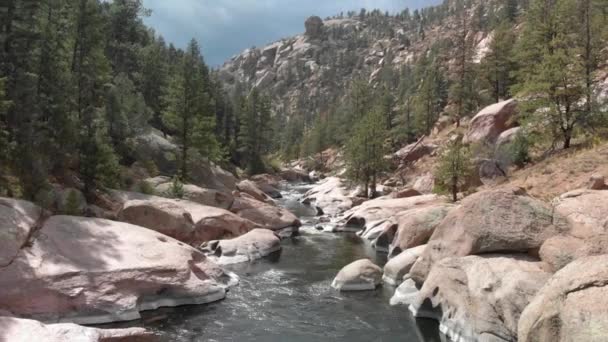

170,175,184,199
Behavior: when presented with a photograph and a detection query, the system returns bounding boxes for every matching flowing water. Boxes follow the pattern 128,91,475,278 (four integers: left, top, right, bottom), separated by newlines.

104,183,441,341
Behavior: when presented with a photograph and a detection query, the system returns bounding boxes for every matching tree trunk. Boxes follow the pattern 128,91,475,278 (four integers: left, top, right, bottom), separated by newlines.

451,176,458,202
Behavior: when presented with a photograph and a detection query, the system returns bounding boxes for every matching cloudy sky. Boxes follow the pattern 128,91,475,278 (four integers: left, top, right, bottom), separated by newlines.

142,0,440,66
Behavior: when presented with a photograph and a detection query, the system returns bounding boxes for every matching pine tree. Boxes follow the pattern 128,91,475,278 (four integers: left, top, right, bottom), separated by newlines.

481,21,517,102
73,0,120,196
434,139,473,202
345,107,388,198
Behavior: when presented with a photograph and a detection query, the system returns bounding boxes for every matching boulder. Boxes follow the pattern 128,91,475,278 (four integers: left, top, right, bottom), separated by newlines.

280,168,311,183
302,177,354,216
146,177,234,210
331,259,383,291
229,193,301,232
392,188,422,199
118,194,256,245
553,189,608,238
0,316,156,342
340,194,440,232
518,255,608,342
394,141,437,164
478,159,508,186
411,255,550,342
410,187,568,283
305,16,324,39
250,174,283,199
388,205,454,258
587,174,607,190
237,180,273,203
463,99,518,145
0,198,44,267
539,234,608,272
202,229,281,265
0,216,232,324
383,245,426,286
412,173,435,194
496,126,522,148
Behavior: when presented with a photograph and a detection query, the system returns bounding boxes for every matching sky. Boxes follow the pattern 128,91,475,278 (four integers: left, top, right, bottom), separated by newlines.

142,0,441,67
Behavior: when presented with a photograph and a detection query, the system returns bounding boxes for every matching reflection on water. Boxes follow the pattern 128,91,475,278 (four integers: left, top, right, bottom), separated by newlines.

101,183,441,341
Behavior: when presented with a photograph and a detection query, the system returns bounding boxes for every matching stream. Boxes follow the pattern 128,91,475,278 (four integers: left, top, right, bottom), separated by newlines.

104,183,441,341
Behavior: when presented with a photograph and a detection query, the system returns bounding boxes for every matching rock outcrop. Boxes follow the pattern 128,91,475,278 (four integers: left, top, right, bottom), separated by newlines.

552,189,608,238
0,198,45,267
0,316,156,342
250,174,283,198
518,255,608,342
0,215,232,324
411,255,550,342
118,194,256,245
394,140,438,164
202,229,281,265
237,180,274,203
539,234,608,272
410,187,568,283
331,259,383,291
463,99,518,145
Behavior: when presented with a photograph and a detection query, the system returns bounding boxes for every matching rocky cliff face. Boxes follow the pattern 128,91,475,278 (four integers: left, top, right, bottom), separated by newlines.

218,5,492,118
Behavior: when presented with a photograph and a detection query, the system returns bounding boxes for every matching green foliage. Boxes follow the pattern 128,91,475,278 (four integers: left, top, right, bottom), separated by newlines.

63,189,83,216
238,88,273,174
507,132,531,168
480,21,517,102
434,139,474,202
170,175,185,199
137,181,156,195
345,107,388,198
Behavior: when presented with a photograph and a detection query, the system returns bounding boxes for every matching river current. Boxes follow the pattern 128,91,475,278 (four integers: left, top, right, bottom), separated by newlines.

103,183,441,341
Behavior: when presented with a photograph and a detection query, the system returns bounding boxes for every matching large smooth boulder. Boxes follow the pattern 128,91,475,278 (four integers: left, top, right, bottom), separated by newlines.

303,177,354,216
230,193,301,232
463,99,518,145
331,259,383,291
518,255,608,342
202,229,281,265
388,204,454,257
0,198,44,267
146,176,234,210
250,174,283,199
237,180,273,203
0,316,156,342
553,189,608,238
540,234,608,272
119,195,256,245
412,173,435,194
410,187,568,283
390,279,420,306
340,194,440,232
411,255,550,342
383,245,426,286
0,216,232,324
394,141,437,164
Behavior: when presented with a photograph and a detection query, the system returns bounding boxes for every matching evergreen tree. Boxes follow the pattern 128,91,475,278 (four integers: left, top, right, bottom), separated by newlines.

434,139,473,202
238,88,273,174
345,107,388,198
481,21,517,102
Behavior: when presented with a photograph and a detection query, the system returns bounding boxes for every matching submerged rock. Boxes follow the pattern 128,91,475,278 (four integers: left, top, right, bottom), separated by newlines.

331,259,382,291
0,316,156,342
202,229,281,265
0,215,232,324
411,255,549,342
518,255,608,342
